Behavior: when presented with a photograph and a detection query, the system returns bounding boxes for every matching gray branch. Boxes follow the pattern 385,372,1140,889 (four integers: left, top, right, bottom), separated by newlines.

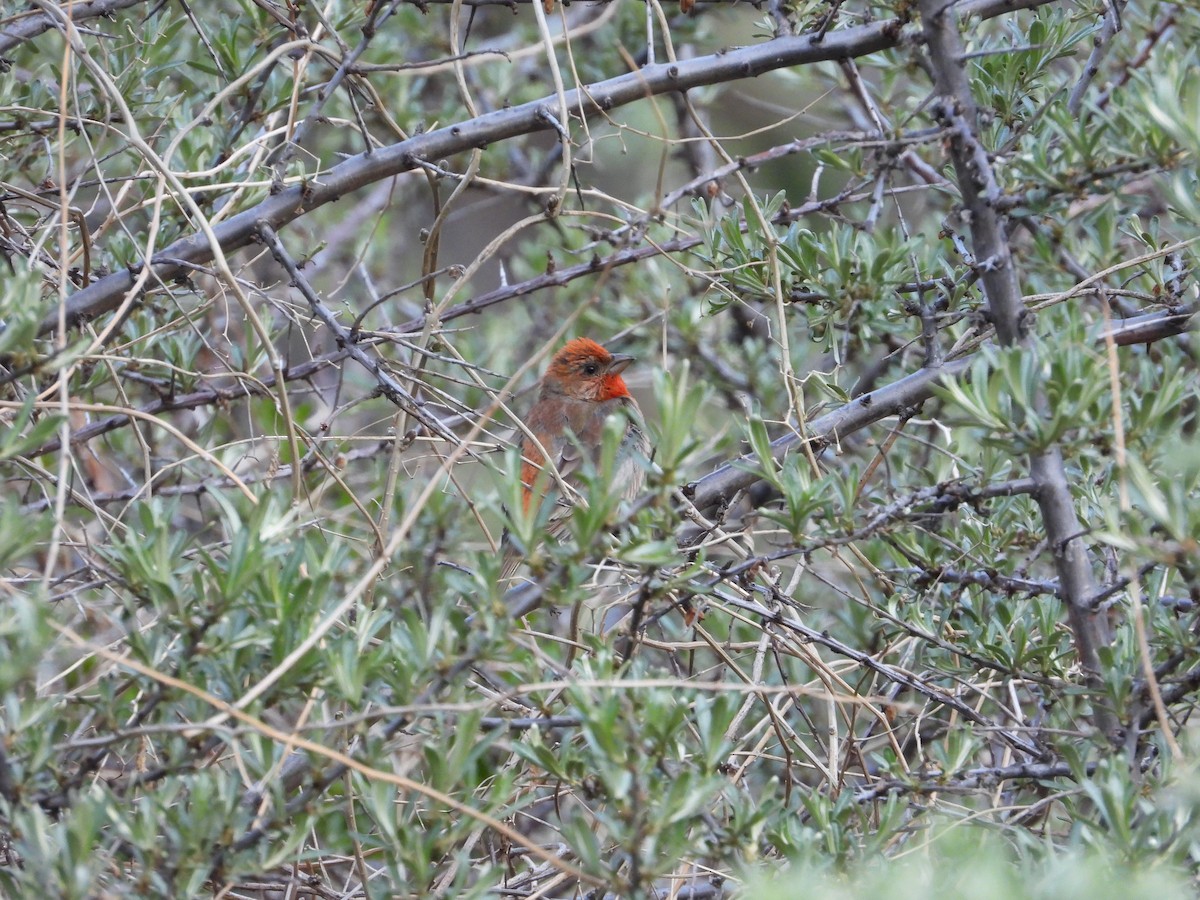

1068,0,1126,115
1106,305,1196,345
917,0,1114,725
0,0,147,55
855,760,1094,802
254,222,457,442
688,359,970,514
40,0,1056,338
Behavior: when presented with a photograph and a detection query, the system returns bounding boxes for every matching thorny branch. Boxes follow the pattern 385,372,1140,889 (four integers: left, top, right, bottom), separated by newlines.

36,0,1056,338
917,0,1114,736
3,0,1198,894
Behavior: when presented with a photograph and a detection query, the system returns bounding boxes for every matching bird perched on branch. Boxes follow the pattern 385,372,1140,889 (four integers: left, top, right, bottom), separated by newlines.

501,337,650,581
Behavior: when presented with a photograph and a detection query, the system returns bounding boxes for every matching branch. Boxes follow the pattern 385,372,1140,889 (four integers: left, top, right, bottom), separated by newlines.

854,760,1093,802
918,0,1113,718
893,566,1058,597
687,359,970,515
266,0,402,173
0,0,147,55
255,222,458,442
1106,304,1196,346
1068,0,1125,115
40,0,1056,338
27,354,340,458
0,744,17,806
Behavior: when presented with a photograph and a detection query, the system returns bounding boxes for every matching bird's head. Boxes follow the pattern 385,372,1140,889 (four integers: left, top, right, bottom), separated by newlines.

543,338,633,402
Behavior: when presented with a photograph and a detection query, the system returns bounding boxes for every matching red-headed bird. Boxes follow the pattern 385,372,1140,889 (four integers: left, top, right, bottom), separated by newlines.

501,337,650,580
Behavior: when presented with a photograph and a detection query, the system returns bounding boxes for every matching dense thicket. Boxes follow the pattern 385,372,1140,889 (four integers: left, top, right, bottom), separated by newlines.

1,0,1198,896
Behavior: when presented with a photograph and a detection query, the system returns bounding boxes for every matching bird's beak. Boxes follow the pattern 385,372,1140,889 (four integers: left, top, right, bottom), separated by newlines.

607,353,634,374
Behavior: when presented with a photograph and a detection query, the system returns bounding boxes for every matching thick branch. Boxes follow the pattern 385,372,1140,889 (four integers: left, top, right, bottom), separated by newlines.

918,0,1112,709
688,359,969,515
1106,304,1196,345
0,745,17,806
920,0,1024,344
41,0,1055,338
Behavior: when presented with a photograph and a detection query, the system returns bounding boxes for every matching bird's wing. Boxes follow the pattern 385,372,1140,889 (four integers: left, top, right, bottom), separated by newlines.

554,433,586,486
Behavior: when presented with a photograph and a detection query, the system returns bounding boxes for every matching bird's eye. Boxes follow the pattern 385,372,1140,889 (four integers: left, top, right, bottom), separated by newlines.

583,363,599,375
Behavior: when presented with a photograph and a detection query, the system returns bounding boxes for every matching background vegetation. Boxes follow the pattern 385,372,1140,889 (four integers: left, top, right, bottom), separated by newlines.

1,0,1198,896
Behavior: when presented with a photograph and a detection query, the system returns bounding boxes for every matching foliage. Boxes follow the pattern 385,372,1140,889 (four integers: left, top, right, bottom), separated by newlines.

0,0,1198,897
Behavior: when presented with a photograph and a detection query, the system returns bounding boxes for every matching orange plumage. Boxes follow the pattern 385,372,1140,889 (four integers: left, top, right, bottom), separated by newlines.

503,337,649,577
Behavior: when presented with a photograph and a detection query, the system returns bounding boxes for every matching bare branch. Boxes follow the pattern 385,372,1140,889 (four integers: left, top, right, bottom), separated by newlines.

255,222,459,442
0,0,147,55
39,0,1057,339
855,760,1094,802
1068,1,1125,114
688,359,970,515
917,0,1114,721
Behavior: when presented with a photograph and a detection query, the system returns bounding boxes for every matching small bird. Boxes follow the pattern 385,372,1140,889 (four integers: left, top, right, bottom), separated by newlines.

501,337,650,580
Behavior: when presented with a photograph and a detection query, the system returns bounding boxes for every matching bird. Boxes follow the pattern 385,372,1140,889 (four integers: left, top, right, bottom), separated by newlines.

501,337,650,582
